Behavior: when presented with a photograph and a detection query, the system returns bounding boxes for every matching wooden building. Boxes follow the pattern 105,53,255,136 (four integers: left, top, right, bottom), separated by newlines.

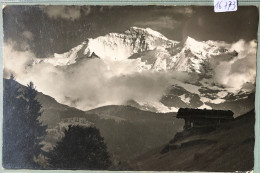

176,108,234,130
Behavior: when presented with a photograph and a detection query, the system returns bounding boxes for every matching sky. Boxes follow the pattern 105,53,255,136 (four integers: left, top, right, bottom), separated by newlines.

3,6,258,58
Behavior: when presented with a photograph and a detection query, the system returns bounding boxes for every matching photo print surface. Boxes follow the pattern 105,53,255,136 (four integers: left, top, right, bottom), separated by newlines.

2,5,258,171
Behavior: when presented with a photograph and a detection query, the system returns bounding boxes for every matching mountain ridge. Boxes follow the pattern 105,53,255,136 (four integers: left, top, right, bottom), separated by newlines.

25,27,255,116
32,27,240,76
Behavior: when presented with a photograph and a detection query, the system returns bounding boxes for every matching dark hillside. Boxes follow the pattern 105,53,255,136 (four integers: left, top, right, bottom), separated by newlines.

128,110,255,172
4,79,184,166
85,105,183,162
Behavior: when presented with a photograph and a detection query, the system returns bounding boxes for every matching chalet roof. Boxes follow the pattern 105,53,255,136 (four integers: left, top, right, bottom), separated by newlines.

176,108,234,120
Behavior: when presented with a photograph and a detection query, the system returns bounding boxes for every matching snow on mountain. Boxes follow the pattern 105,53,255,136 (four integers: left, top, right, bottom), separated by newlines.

29,27,253,115
35,27,179,66
33,27,237,76
129,36,238,74
85,27,179,61
127,100,179,113
158,79,254,116
34,42,88,66
170,37,237,74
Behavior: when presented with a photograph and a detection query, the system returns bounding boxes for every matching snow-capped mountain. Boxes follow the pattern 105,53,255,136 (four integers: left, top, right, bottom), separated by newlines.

35,27,238,75
170,37,238,73
35,27,179,66
85,27,179,61
132,36,239,73
30,27,255,116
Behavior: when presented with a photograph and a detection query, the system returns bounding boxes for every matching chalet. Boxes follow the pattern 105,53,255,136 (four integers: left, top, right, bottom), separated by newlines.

176,108,234,130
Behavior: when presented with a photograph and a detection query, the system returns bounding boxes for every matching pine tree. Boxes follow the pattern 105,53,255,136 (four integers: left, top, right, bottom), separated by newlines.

48,125,111,170
3,76,47,168
22,82,48,168
3,74,27,168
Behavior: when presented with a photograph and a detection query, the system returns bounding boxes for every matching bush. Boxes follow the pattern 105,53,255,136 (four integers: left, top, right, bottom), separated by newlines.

48,125,111,170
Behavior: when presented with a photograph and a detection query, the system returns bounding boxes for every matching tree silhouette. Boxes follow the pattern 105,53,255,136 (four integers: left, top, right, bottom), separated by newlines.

22,82,48,167
48,125,111,170
3,75,47,168
3,75,26,168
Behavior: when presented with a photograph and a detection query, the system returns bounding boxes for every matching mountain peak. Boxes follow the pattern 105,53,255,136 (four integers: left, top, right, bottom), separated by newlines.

126,26,168,40
184,36,215,55
185,36,201,46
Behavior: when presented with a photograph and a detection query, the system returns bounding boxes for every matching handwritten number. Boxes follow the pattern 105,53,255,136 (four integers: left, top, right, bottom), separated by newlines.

231,2,236,10
215,0,223,9
215,0,236,11
228,1,234,10
215,1,220,9
220,0,223,9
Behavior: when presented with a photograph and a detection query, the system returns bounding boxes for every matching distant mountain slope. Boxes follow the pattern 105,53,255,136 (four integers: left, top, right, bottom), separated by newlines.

51,105,184,164
39,94,184,163
4,78,183,165
85,105,183,162
3,78,79,128
161,83,255,117
127,110,255,172
87,105,176,122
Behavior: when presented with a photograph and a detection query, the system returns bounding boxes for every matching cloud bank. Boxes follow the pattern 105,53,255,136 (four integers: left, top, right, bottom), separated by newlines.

4,38,257,111
4,41,188,110
213,39,257,90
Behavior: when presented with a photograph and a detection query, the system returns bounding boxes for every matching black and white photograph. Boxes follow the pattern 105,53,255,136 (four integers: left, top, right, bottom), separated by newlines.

2,5,258,171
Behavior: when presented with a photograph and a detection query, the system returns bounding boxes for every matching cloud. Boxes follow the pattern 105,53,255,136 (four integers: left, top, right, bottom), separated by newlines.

40,6,90,20
134,16,180,31
213,39,257,90
4,41,189,111
59,61,177,110
3,40,34,78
